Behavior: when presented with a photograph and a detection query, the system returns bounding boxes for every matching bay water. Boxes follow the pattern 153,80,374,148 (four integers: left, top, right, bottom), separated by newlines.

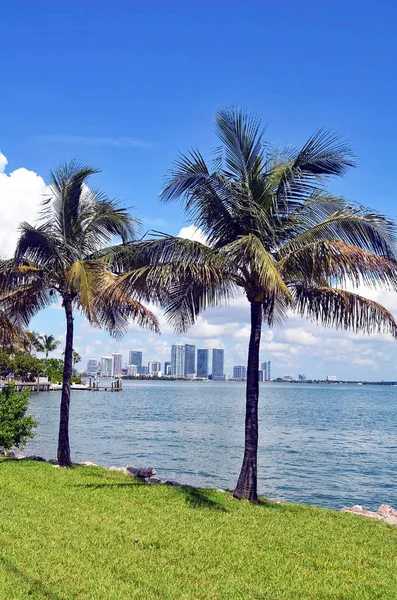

26,380,397,510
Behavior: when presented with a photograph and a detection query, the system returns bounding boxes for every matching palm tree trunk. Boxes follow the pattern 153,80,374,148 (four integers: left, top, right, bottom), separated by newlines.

57,295,74,467
233,301,262,502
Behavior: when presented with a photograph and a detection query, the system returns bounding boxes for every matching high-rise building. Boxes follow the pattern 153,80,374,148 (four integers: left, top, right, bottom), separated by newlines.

140,365,149,375
164,361,171,376
127,364,138,376
258,370,264,382
212,349,224,380
298,374,307,381
184,344,196,377
148,360,161,376
101,356,113,378
129,351,142,370
233,365,246,380
112,353,123,377
87,358,98,376
197,349,209,378
261,361,271,381
171,344,185,377
260,361,267,381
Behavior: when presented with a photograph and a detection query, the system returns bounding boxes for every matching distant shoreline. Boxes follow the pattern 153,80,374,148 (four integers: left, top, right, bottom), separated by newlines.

111,377,397,386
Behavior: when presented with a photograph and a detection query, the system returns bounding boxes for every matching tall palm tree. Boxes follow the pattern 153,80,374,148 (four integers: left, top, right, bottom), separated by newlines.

39,334,60,359
107,109,397,501
1,161,159,466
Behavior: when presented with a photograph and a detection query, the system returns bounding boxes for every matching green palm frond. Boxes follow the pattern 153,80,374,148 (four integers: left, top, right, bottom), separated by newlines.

45,161,100,241
215,107,265,182
223,234,291,302
94,296,160,338
15,223,66,270
278,210,397,259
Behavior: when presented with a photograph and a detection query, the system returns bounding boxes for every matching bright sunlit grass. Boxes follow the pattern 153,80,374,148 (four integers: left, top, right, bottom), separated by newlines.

0,459,396,599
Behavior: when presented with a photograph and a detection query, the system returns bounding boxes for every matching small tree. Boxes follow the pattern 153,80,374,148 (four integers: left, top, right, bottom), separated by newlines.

0,385,38,451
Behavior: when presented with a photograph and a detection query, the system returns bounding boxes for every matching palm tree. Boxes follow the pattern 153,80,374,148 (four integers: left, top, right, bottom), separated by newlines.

1,161,159,466
72,351,81,367
26,331,44,355
108,109,397,501
39,334,60,359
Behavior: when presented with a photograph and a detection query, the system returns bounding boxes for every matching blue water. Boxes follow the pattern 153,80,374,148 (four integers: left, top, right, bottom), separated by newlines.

25,381,397,510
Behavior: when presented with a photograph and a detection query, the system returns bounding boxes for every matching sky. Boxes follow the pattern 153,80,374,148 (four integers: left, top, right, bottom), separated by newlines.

1,0,397,380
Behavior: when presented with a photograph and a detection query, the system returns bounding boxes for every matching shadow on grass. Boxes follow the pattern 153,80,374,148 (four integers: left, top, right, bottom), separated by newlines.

178,486,228,512
73,481,144,490
0,556,68,600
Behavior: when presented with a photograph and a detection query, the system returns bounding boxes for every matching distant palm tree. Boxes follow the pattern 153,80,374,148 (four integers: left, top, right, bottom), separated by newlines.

1,161,159,466
109,108,397,501
26,331,44,355
39,334,60,359
72,351,81,367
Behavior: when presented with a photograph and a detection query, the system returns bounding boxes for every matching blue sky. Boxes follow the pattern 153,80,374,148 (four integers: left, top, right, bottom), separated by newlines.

1,0,397,379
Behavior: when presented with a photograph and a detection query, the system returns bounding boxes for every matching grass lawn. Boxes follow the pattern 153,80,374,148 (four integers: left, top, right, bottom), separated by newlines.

0,460,396,599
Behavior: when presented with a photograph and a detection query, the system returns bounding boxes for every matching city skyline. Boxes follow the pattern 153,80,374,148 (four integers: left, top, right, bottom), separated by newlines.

87,348,275,381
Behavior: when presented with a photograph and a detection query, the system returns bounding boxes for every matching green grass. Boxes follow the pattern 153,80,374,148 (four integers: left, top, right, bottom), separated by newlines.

0,461,396,599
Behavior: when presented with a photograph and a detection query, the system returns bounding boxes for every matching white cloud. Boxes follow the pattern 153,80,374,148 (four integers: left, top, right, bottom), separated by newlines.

353,357,377,368
0,152,48,257
177,225,207,244
282,327,320,346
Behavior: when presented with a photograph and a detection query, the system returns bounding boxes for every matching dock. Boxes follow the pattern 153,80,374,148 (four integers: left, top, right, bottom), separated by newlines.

1,378,123,393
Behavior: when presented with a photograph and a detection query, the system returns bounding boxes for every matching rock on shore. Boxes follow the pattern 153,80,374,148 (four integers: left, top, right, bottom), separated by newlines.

341,504,397,525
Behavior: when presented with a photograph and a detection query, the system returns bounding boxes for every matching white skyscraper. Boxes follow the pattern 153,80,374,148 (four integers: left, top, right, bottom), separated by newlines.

127,364,138,376
171,344,185,378
112,353,123,377
101,356,113,378
148,360,161,376
87,358,98,376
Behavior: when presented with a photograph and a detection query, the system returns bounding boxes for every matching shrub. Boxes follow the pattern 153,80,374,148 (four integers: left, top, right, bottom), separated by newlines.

0,385,38,451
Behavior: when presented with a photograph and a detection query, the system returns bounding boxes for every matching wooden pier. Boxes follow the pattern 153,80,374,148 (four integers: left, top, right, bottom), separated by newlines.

1,378,123,393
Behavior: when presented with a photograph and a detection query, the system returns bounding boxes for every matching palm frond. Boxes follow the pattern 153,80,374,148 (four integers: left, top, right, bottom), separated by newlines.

45,160,99,240
274,130,356,209
278,240,397,289
215,107,265,182
94,297,160,338
223,234,291,302
293,284,397,337
15,223,66,269
278,210,397,259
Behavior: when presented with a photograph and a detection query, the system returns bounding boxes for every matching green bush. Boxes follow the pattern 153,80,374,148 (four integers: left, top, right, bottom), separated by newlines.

0,385,38,450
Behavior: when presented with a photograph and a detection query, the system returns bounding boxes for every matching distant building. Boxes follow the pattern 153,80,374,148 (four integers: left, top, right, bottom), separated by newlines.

298,374,307,381
212,349,224,380
258,370,264,382
87,358,98,376
127,364,138,376
101,356,113,378
197,349,209,378
184,344,196,377
326,375,337,382
140,365,149,375
233,365,246,380
283,375,294,382
148,360,161,376
261,360,271,381
112,353,123,377
164,361,171,376
171,344,185,377
129,351,142,370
